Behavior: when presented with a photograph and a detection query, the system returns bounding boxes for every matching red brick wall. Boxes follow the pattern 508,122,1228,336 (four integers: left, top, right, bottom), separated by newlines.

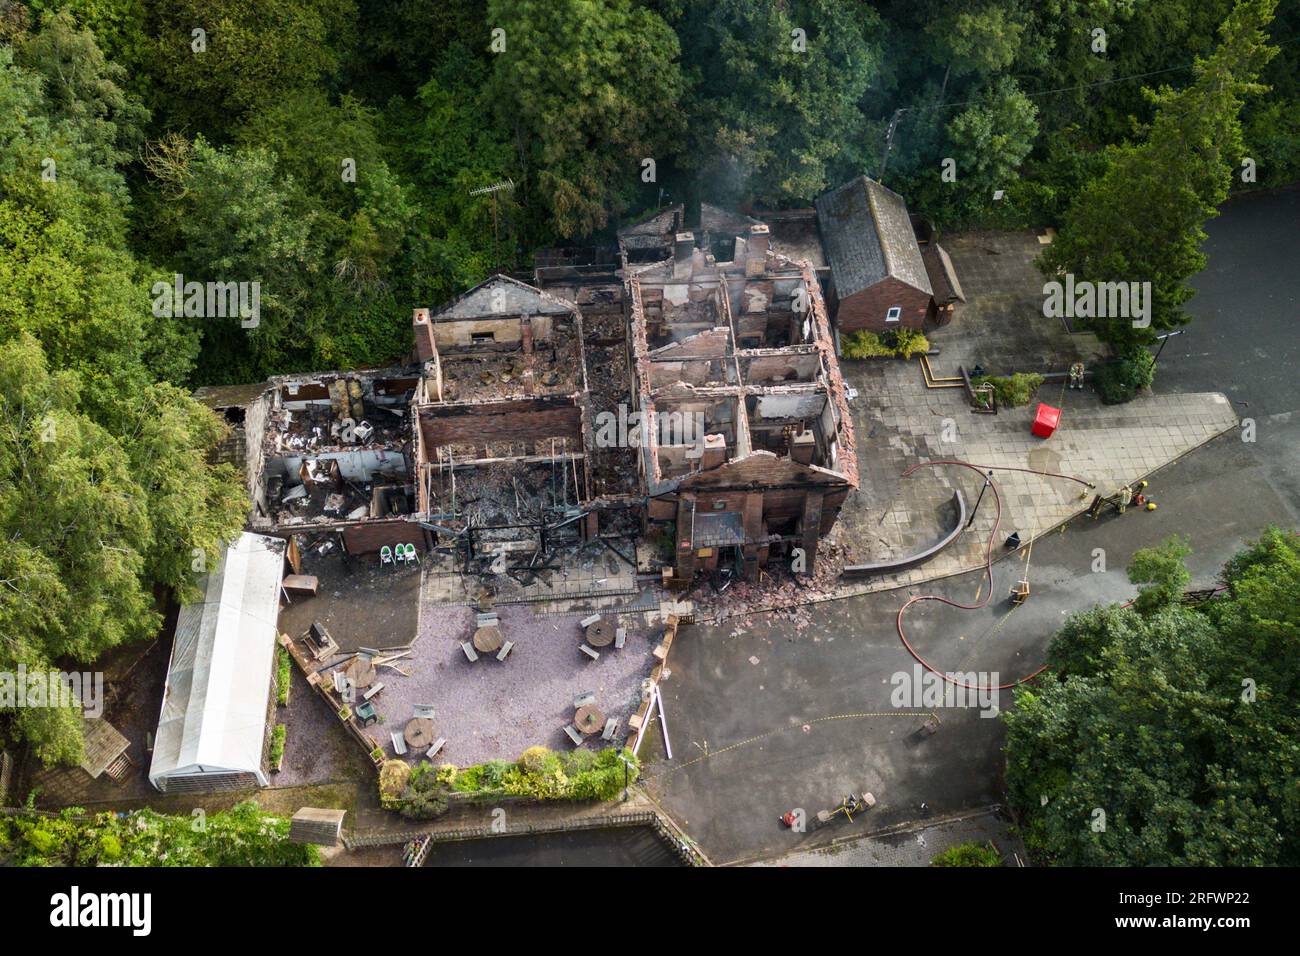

342,519,429,556
835,277,931,333
419,398,582,450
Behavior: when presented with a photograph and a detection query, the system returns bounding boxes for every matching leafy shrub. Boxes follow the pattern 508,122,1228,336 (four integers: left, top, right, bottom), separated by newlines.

397,764,450,820
889,327,930,359
1093,346,1155,404
98,833,123,862
932,842,1003,867
417,747,639,807
1120,345,1155,390
841,330,892,358
0,803,318,866
275,647,292,705
378,759,411,809
841,328,931,360
268,724,286,769
972,372,1044,407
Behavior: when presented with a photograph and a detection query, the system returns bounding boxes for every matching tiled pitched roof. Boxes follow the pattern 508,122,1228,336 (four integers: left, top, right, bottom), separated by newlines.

433,274,576,321
815,176,932,298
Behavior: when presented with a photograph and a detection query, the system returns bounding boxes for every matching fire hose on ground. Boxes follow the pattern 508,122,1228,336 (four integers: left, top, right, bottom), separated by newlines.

894,460,1097,692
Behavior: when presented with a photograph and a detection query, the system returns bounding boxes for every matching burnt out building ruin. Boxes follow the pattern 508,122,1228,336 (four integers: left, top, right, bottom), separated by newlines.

204,206,858,590
622,223,858,583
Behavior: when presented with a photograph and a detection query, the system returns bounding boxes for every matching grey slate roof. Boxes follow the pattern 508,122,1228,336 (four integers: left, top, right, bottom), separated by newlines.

433,274,576,321
815,176,932,299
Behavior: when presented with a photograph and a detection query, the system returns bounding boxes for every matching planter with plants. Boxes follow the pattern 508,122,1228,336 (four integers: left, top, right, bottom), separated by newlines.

275,647,292,706
268,724,287,772
970,372,1045,408
382,747,641,820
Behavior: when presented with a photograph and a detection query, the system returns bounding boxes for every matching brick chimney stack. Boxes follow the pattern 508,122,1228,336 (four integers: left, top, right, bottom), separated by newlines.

745,223,770,277
673,232,695,279
700,433,727,470
413,308,436,364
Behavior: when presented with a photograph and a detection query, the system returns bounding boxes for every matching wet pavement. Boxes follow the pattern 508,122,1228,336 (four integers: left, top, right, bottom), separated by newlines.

643,186,1300,865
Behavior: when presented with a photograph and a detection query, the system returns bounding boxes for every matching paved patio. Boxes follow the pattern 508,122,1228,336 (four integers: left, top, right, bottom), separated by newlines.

343,601,664,767
934,230,1108,372
830,361,1237,582
691,230,1239,621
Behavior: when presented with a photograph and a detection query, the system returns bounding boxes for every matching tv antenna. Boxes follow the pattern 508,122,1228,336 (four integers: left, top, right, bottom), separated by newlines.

469,178,516,271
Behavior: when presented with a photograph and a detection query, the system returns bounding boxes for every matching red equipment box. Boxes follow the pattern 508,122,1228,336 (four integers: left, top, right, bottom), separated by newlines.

1032,402,1061,438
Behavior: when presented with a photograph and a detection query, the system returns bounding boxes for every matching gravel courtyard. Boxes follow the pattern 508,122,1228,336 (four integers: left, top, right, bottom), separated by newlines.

359,601,661,767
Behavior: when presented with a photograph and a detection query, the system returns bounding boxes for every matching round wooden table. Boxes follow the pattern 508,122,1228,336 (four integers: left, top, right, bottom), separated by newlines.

575,704,606,736
404,717,435,750
344,657,377,690
585,620,614,648
473,625,504,654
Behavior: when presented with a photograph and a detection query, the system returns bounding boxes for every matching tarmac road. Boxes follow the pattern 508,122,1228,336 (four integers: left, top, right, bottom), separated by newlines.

642,185,1300,864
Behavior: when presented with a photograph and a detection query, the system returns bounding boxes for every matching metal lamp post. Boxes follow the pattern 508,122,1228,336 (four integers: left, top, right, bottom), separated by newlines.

966,470,995,529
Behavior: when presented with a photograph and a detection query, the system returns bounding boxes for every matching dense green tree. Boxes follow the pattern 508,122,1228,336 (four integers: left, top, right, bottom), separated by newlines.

1128,535,1192,615
0,334,154,765
1038,0,1278,347
20,0,150,78
146,0,357,139
141,137,323,380
1004,530,1300,866
677,0,883,206
0,20,246,765
488,0,685,237
0,801,320,866
927,3,1026,96
393,44,527,294
347,0,487,100
931,77,1039,223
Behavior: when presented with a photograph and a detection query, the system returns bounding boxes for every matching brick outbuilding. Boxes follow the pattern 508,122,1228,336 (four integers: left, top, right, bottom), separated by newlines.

815,176,934,333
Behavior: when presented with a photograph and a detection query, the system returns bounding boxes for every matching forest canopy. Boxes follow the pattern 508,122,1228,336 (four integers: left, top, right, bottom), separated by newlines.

0,0,1295,763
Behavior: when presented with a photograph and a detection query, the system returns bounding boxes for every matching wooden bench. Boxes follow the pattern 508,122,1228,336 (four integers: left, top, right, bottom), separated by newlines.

362,682,385,701
562,724,584,746
461,642,479,662
496,641,514,661
390,731,407,756
428,737,446,758
615,627,626,649
601,717,620,741
579,644,600,661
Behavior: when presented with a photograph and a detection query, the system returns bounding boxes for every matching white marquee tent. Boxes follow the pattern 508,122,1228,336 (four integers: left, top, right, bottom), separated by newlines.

149,533,287,792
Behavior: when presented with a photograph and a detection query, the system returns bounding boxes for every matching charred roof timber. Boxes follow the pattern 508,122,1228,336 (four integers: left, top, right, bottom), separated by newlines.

622,215,858,582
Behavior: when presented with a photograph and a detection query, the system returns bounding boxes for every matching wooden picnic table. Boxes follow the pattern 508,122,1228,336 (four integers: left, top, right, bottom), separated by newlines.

585,620,615,648
343,656,377,690
575,704,605,736
473,625,504,654
404,717,435,750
